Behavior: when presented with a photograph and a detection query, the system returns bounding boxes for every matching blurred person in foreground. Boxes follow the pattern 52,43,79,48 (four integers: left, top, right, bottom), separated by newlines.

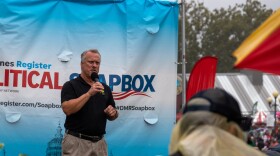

61,49,118,156
169,88,265,156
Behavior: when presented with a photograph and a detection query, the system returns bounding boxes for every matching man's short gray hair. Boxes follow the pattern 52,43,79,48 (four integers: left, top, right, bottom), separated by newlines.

81,49,101,62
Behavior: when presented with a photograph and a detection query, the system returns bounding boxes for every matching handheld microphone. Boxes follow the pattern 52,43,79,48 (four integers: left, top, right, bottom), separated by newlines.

91,72,100,82
91,72,104,95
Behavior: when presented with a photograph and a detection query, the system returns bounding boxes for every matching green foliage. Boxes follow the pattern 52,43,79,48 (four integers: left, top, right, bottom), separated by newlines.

178,0,273,73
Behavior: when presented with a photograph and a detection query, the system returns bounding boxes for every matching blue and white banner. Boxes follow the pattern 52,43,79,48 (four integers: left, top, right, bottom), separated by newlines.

0,0,178,155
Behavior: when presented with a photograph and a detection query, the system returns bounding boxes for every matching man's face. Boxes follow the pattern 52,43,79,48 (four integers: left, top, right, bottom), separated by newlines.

81,52,101,77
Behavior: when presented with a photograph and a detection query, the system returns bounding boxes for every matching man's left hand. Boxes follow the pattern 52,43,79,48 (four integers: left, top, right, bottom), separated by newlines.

104,105,118,120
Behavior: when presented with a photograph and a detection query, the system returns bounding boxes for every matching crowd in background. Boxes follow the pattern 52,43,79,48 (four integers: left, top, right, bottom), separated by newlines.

247,126,280,156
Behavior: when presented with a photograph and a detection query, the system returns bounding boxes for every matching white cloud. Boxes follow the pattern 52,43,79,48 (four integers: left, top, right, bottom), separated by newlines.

183,0,279,10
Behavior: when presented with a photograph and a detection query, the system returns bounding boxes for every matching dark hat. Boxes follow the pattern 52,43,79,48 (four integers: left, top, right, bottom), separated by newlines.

183,88,242,125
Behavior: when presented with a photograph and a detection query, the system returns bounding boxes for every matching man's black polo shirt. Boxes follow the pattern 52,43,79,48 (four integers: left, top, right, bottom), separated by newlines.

61,75,115,136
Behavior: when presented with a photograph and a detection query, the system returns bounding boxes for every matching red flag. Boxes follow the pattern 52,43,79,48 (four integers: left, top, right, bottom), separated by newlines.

186,56,218,102
233,9,280,75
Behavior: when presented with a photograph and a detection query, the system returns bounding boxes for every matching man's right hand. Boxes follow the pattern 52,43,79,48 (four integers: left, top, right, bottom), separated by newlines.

87,82,104,96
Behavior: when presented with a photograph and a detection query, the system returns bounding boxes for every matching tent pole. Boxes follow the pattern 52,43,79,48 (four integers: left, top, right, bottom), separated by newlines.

181,0,186,110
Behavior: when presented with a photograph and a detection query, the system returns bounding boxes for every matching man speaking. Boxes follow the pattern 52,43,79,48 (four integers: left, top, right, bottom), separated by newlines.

61,49,118,156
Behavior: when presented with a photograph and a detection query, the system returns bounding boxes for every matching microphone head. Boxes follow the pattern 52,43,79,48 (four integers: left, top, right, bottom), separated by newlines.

90,72,99,82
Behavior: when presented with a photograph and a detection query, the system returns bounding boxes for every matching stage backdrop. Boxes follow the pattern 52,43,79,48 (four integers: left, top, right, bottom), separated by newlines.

0,0,178,155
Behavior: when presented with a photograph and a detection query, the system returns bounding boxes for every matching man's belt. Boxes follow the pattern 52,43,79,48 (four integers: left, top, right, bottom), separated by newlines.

66,130,103,142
